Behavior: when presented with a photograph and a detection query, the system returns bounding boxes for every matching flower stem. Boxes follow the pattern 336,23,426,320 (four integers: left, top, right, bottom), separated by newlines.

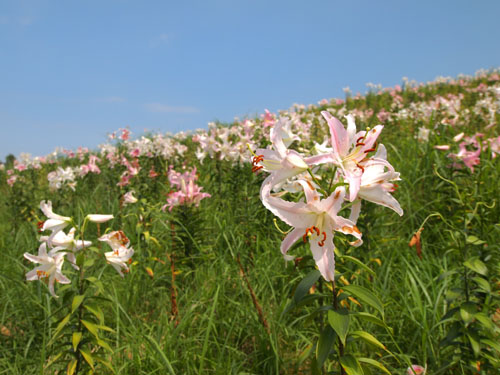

332,280,346,375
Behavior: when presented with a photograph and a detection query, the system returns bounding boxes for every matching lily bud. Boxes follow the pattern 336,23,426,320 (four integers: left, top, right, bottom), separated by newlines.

86,214,114,223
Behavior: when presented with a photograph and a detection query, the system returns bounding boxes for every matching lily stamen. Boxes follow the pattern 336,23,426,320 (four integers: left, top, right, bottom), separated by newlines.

318,231,327,247
302,226,320,243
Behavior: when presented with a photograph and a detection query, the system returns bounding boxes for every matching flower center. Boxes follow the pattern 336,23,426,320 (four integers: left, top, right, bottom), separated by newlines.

36,270,48,279
302,226,327,247
251,155,264,173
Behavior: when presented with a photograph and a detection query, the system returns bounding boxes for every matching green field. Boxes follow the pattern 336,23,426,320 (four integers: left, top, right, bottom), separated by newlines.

1,70,499,374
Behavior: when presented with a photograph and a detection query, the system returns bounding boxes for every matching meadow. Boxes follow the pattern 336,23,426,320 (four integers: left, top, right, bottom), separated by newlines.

0,70,499,374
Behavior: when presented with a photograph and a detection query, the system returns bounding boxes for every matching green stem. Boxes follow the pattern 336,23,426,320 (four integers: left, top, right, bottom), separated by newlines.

333,281,346,375
74,228,87,375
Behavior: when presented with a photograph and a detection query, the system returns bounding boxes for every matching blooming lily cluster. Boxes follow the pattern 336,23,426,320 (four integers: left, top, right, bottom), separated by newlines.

255,112,403,281
162,167,211,211
23,201,133,297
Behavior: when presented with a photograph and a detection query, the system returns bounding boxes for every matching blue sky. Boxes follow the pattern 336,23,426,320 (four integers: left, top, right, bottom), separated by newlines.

1,0,499,161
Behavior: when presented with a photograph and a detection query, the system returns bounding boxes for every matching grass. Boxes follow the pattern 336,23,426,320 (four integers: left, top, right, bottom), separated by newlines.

0,70,499,374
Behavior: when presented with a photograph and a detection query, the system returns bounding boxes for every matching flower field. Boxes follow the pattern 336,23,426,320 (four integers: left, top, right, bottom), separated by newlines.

1,69,499,374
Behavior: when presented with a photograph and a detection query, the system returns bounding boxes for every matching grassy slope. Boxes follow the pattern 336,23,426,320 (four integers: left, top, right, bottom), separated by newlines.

0,73,499,374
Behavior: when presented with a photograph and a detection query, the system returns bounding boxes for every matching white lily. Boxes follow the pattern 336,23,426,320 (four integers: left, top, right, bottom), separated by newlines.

24,242,70,298
40,200,71,231
86,214,114,223
44,228,92,269
263,181,362,281
99,231,134,277
254,118,309,192
39,200,72,245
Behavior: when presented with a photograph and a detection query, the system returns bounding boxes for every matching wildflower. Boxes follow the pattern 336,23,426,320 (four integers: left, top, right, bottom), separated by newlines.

356,144,403,216
99,231,134,277
448,142,481,172
122,190,138,205
263,181,361,281
407,364,426,375
39,201,72,245
254,118,310,192
162,168,210,211
416,127,430,142
86,214,114,223
42,227,92,269
309,112,384,202
24,242,70,298
434,145,450,151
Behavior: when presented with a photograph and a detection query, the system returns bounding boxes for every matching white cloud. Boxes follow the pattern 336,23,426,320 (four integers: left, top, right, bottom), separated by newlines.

145,103,199,114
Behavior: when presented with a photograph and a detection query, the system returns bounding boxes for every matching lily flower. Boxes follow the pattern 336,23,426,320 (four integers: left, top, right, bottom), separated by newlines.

99,231,134,277
39,200,72,245
308,112,384,202
42,228,92,269
263,181,362,281
24,242,70,298
122,190,138,206
356,144,403,216
407,364,426,375
254,118,310,191
86,214,114,223
40,200,71,232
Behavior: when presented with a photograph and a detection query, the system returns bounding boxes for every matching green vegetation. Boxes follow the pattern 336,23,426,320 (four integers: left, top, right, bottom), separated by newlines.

0,71,499,374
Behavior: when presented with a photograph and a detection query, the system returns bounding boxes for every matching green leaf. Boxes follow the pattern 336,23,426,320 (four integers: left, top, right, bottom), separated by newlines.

339,255,376,276
328,309,350,346
340,354,364,375
464,257,488,276
84,305,104,325
97,338,113,353
357,357,391,375
351,330,386,350
294,269,321,304
467,334,480,357
71,295,85,314
48,313,71,345
95,356,115,373
81,319,99,338
76,253,85,268
474,313,495,331
472,276,491,292
145,335,176,375
342,285,384,317
316,325,336,369
445,288,462,302
460,302,477,325
482,339,500,353
352,312,389,330
72,332,82,352
67,358,77,375
79,348,95,370
466,236,486,245
97,324,115,333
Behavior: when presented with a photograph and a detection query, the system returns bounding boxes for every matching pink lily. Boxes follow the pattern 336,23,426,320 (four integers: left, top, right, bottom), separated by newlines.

308,112,383,202
263,181,362,281
356,144,403,217
407,364,426,375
